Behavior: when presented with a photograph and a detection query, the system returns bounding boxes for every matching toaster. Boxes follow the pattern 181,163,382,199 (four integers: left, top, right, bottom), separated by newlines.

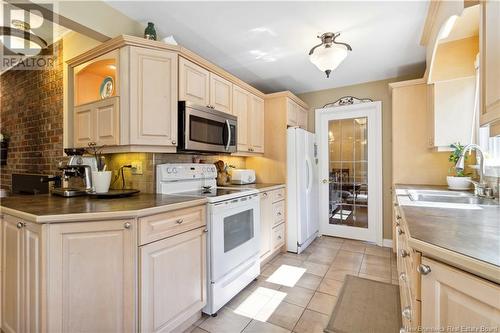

231,169,256,184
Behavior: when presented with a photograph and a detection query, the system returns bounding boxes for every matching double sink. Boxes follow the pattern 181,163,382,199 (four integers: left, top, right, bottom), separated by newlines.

408,190,499,206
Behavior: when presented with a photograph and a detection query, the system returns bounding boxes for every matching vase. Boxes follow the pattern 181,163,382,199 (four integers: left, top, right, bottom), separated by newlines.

92,171,112,193
144,22,157,40
446,176,472,190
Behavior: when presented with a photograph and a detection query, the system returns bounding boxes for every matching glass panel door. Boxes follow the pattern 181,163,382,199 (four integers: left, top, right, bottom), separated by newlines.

317,102,382,244
328,117,368,229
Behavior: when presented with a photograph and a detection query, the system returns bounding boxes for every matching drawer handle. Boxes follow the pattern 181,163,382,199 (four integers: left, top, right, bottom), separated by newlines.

402,306,411,320
124,222,131,229
176,219,184,224
16,222,25,229
399,249,409,258
417,264,432,275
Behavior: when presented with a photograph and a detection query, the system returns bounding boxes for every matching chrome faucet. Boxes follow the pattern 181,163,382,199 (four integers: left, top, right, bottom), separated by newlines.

455,144,491,197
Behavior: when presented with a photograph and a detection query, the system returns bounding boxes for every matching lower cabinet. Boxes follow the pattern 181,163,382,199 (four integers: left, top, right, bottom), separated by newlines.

420,257,500,329
259,188,286,263
46,219,137,333
140,226,207,333
1,215,42,333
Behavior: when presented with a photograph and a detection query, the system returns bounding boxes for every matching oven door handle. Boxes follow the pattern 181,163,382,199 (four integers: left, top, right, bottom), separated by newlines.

224,120,231,151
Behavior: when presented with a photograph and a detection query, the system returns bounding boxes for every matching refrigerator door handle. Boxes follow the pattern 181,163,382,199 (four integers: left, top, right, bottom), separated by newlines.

305,157,313,192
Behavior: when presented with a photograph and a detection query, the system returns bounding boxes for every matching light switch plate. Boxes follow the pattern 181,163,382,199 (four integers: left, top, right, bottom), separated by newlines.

131,161,143,175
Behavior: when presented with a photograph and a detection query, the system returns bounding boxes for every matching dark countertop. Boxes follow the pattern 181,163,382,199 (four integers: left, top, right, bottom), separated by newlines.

0,193,207,223
224,183,285,191
395,184,500,270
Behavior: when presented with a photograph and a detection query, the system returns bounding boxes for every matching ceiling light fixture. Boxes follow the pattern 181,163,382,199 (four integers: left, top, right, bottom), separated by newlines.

309,32,352,78
0,19,48,56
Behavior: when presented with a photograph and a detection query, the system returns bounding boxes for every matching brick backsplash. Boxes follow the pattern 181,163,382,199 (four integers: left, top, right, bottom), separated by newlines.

0,41,64,192
104,152,246,193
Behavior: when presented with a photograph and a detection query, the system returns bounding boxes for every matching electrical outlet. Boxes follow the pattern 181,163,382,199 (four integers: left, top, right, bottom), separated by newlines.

131,161,143,175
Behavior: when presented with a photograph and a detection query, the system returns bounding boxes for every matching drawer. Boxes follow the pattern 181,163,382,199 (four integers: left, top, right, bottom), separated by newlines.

271,223,285,251
270,188,285,202
272,201,285,226
139,205,206,245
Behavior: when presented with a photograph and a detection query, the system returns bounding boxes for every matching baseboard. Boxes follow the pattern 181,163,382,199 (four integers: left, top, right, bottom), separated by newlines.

382,239,393,248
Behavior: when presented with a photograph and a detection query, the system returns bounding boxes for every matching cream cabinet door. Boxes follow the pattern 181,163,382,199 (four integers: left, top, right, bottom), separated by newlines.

1,216,23,333
421,257,500,330
298,107,308,130
249,94,264,153
47,220,136,333
233,85,250,152
259,191,272,259
130,47,178,145
74,104,94,148
23,222,42,333
179,57,210,106
1,216,42,333
140,227,207,333
210,73,233,114
481,0,500,125
94,97,120,146
287,99,298,127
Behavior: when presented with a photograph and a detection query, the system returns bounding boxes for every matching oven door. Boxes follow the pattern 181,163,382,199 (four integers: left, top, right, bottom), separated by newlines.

182,104,237,153
209,194,260,282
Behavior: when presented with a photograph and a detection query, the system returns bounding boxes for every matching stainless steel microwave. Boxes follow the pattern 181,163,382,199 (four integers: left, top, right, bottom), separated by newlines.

178,101,237,153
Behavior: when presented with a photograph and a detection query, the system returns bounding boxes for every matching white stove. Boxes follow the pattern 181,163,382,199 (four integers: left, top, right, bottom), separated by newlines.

156,163,260,315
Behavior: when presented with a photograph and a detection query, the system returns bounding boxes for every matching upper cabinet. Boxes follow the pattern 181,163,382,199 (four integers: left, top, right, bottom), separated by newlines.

480,0,500,125
69,36,266,154
70,44,179,152
286,98,308,130
426,5,480,150
179,57,210,106
209,73,233,114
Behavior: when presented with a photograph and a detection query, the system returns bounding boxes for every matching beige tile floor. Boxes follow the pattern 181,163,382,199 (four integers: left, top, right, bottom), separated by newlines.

185,236,397,333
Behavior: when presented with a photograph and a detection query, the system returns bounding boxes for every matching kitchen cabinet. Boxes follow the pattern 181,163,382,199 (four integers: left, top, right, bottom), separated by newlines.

232,85,250,152
179,57,210,107
210,73,233,114
420,257,500,329
1,215,42,333
286,98,308,129
140,226,206,333
129,47,178,146
74,97,120,147
259,188,286,263
480,0,500,125
71,45,178,152
248,94,265,153
232,85,264,154
46,219,136,333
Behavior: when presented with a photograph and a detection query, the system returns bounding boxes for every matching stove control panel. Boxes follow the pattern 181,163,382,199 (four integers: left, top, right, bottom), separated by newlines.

157,163,217,181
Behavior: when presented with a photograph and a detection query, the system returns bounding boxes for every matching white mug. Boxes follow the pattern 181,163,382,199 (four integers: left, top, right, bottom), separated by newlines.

92,171,112,193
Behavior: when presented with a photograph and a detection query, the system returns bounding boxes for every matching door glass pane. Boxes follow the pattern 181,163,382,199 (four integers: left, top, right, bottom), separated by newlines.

224,209,254,252
328,117,368,228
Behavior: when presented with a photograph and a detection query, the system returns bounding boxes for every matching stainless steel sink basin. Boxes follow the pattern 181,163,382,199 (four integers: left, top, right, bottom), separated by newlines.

408,190,499,206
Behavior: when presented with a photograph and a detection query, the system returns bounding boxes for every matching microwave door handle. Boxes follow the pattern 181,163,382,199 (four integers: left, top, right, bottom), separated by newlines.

225,120,231,151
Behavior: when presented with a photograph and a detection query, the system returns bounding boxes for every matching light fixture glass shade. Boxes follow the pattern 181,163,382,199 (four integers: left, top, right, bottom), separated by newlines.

309,44,348,72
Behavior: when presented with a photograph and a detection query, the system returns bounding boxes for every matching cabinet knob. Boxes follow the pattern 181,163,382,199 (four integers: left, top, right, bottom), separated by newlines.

176,218,184,224
397,228,404,235
263,192,268,198
277,236,282,240
277,212,282,216
417,264,432,275
16,222,25,229
399,272,406,281
396,215,401,220
203,228,208,233
124,222,131,229
402,306,411,320
172,140,177,145
399,249,409,258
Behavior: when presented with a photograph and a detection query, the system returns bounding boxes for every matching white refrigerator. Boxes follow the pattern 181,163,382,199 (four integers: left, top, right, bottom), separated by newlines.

287,127,319,254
